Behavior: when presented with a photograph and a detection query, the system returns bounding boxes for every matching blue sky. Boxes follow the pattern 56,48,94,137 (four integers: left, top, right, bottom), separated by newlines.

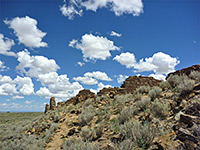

0,0,199,112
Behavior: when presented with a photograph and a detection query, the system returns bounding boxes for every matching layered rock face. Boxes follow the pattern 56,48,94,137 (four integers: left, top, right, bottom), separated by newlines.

119,76,161,94
167,64,200,79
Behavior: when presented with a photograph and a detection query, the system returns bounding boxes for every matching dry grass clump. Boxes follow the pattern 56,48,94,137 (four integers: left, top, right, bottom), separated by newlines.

119,119,160,149
0,113,52,150
136,97,151,111
78,105,96,126
62,138,97,150
148,86,162,100
118,107,137,124
150,99,169,119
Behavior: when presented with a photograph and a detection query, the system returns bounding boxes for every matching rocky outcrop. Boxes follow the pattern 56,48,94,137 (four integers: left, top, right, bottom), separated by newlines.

119,76,161,94
166,64,200,79
44,104,50,113
44,97,56,113
97,87,119,98
65,89,96,105
50,97,56,110
173,102,200,149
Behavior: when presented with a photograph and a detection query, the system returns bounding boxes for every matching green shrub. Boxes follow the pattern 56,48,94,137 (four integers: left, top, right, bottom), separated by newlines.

114,94,134,104
116,139,135,150
81,127,92,141
150,99,169,119
135,86,151,94
159,81,171,90
134,93,143,100
93,124,104,139
84,99,93,107
119,119,159,148
167,74,196,95
118,107,137,124
78,105,96,126
177,78,195,95
189,71,200,83
148,86,162,100
167,74,181,88
136,97,151,111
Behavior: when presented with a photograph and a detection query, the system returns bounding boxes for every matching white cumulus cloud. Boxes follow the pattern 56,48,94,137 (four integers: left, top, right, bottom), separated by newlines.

0,34,16,57
77,62,85,66
37,72,83,100
114,52,180,74
73,76,98,85
117,74,128,83
110,31,122,37
14,76,34,95
69,33,119,61
0,83,18,96
0,61,9,71
60,4,83,20
113,52,136,68
73,71,112,85
4,16,47,48
149,74,166,81
90,82,112,94
84,71,112,81
16,50,60,78
60,0,143,20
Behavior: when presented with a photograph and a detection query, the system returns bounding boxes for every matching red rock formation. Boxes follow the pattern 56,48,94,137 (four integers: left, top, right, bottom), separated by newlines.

166,64,200,79
119,76,161,94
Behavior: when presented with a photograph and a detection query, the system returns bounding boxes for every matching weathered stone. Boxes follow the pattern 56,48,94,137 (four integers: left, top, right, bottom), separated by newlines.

50,97,56,110
44,104,50,113
166,64,200,79
119,76,161,94
177,128,198,144
179,113,199,127
65,89,96,105
68,128,76,136
185,102,200,117
110,134,121,143
97,87,119,98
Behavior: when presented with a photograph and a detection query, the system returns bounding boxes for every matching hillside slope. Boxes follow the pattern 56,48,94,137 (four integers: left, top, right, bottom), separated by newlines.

0,65,200,150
